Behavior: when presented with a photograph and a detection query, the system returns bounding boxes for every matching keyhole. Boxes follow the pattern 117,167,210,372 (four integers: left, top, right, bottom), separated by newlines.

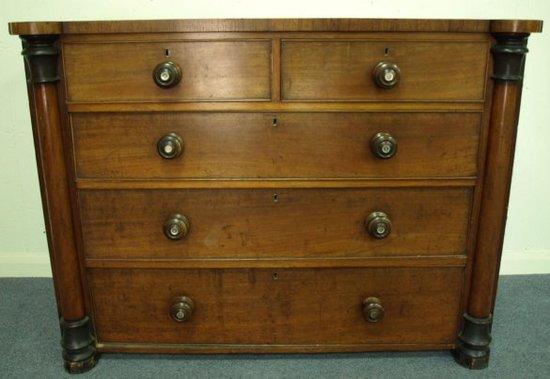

272,194,279,203
272,272,279,280
272,117,278,127
165,48,171,57
384,47,390,55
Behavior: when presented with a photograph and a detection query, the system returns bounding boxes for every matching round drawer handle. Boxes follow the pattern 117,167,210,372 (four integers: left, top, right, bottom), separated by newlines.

362,297,384,323
372,61,401,89
153,61,182,88
170,296,195,322
157,133,184,159
163,214,190,240
370,132,397,159
365,211,392,239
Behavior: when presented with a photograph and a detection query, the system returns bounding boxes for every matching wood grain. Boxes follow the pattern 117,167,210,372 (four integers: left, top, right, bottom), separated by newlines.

8,19,544,35
490,20,543,34
281,40,488,101
79,188,472,259
29,83,86,320
85,255,467,269
75,178,477,190
88,267,463,345
72,112,481,180
63,40,272,102
66,101,484,113
60,31,492,44
9,16,542,365
460,71,494,314
469,82,522,317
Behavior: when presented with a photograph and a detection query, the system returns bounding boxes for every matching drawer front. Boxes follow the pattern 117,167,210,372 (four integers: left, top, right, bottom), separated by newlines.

73,112,480,179
281,40,488,101
79,188,472,259
63,41,272,102
89,267,463,345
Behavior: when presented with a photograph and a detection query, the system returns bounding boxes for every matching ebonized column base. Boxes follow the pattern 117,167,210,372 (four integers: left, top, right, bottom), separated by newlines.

64,354,98,374
452,313,492,369
60,316,99,374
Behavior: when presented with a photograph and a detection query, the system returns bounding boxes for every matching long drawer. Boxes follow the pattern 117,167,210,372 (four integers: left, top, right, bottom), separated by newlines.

79,188,472,259
72,112,481,179
281,40,488,101
63,40,272,102
88,267,463,345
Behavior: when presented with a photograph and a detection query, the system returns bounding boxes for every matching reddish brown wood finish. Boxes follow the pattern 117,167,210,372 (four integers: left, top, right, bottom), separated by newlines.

28,83,85,321
468,82,522,318
72,112,481,179
88,267,463,345
8,19,544,35
78,188,472,259
75,178,476,190
281,40,488,101
85,255,467,269
8,18,542,371
67,101,484,112
63,41,272,102
490,20,544,34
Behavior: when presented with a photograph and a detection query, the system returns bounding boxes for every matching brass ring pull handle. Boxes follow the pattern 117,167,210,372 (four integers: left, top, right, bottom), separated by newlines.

170,296,195,322
362,297,384,323
153,61,182,88
365,211,392,239
372,61,401,89
157,133,183,159
370,132,397,159
163,214,190,240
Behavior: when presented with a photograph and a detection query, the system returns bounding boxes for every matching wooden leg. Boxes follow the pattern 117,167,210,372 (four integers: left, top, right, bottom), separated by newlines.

21,35,98,374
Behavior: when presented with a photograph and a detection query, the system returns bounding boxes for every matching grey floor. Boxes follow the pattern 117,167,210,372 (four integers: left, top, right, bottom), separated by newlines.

0,275,548,378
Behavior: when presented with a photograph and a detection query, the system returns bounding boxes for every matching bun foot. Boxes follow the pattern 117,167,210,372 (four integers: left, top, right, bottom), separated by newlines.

60,316,99,374
452,313,492,369
64,353,98,374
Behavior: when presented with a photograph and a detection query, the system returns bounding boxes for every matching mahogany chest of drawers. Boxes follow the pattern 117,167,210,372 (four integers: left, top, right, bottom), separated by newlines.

8,18,542,373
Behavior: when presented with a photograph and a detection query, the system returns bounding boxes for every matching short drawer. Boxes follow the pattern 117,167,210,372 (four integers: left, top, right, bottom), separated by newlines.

281,40,488,101
72,112,480,179
63,40,272,102
79,188,472,259
89,267,463,346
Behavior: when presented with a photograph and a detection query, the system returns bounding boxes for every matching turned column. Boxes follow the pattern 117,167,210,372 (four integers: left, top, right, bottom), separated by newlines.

453,33,531,369
21,35,97,373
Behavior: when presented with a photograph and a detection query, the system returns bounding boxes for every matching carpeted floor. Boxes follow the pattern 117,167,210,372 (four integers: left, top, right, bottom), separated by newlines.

0,275,548,378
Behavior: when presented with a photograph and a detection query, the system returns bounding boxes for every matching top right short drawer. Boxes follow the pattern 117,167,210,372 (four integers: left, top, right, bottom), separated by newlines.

281,40,488,101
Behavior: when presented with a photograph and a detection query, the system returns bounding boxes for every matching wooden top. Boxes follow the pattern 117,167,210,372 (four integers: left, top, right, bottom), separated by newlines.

8,18,543,36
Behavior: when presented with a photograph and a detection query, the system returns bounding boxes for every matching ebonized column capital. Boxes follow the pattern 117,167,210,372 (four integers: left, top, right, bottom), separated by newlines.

491,33,529,82
20,34,60,84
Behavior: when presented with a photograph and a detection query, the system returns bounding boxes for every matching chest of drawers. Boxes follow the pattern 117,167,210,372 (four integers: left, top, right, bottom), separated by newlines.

9,18,542,373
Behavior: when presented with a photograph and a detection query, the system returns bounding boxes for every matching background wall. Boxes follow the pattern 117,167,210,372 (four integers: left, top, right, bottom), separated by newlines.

1,0,549,276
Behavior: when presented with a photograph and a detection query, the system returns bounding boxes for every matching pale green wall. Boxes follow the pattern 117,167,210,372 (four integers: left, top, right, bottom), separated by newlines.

1,0,549,276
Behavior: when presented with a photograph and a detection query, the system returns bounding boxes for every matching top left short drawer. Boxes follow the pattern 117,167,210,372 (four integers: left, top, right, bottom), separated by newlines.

62,40,272,102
